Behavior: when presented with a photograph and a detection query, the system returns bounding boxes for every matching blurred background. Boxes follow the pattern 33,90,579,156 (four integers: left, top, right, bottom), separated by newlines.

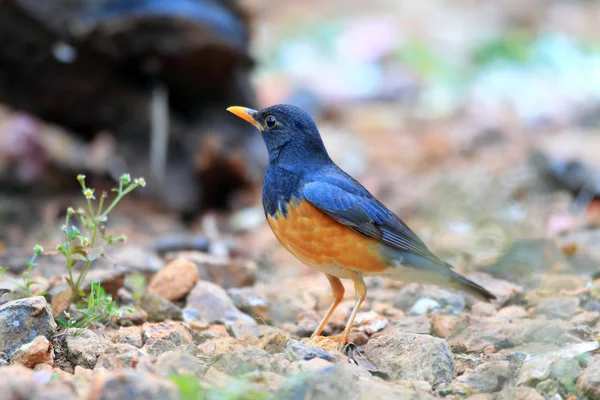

1,0,599,281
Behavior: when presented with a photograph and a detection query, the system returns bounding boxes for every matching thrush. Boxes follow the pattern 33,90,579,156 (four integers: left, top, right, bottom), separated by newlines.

227,104,495,350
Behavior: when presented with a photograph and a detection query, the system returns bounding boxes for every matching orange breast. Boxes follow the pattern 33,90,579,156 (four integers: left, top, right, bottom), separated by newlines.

266,199,389,277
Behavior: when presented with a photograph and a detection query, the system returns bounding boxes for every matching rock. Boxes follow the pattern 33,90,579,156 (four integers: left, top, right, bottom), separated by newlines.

0,365,37,399
578,355,600,399
550,358,580,390
111,326,143,348
394,283,465,315
179,252,257,288
142,339,177,357
82,269,125,299
260,282,318,324
430,315,459,338
185,280,255,325
366,332,454,389
148,257,199,301
471,302,496,316
484,239,567,285
447,316,580,353
517,357,552,385
276,364,353,399
392,315,432,334
227,287,270,322
534,297,579,319
213,347,277,375
46,283,72,317
142,321,192,346
457,361,510,393
409,298,441,315
10,336,53,368
497,306,529,319
570,311,600,327
353,311,388,335
538,274,587,294
63,329,110,369
118,308,148,326
89,370,179,400
536,379,560,398
518,342,599,386
300,357,334,372
139,292,182,322
496,387,544,400
155,351,209,377
96,343,145,370
256,330,292,353
466,273,524,306
189,324,230,344
112,246,164,273
454,354,483,375
0,296,57,357
295,311,320,337
241,370,286,393
285,340,335,362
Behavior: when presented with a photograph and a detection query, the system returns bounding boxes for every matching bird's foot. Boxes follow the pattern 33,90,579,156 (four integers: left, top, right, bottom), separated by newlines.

306,332,350,352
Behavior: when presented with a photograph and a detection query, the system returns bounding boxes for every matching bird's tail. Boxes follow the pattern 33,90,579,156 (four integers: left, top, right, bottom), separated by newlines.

386,252,497,302
442,264,496,302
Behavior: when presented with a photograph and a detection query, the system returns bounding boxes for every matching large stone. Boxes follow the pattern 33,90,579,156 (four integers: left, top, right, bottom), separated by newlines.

0,296,56,357
448,316,580,353
10,335,53,367
366,332,454,389
63,329,110,369
185,280,255,325
148,257,199,301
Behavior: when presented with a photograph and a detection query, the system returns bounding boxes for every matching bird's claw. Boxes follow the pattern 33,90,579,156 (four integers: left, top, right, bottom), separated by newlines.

306,332,350,352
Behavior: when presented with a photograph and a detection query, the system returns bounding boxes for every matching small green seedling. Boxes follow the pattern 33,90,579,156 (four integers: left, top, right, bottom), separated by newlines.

56,282,133,332
0,244,45,296
56,173,146,301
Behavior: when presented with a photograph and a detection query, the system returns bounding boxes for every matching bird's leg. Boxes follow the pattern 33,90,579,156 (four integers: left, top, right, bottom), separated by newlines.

326,271,367,351
310,274,345,339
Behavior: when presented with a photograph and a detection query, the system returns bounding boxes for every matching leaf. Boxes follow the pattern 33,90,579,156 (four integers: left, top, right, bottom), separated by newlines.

86,246,105,262
71,254,87,262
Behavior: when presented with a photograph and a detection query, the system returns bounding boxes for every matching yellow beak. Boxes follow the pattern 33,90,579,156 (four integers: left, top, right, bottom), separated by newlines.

226,106,263,131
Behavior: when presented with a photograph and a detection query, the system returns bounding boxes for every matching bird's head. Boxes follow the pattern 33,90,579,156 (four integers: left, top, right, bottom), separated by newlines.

227,104,330,166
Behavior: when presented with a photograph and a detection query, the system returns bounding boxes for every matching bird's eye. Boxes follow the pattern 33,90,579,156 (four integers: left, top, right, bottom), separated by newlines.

265,116,277,129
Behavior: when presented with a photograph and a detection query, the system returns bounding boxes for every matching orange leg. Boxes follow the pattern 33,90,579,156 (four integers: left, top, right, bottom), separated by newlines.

336,271,366,350
311,274,345,338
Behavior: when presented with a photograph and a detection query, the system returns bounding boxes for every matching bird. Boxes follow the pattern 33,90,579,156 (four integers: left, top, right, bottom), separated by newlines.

227,104,496,350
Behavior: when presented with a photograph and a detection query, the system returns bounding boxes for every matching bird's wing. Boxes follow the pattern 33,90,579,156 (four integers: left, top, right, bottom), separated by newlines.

304,180,442,263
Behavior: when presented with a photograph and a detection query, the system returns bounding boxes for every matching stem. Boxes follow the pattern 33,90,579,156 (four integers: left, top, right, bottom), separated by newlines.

63,213,77,299
101,184,138,217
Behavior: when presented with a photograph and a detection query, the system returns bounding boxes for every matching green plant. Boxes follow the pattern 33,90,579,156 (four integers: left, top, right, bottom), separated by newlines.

56,282,132,331
0,245,44,296
128,272,147,304
169,375,273,400
56,173,145,300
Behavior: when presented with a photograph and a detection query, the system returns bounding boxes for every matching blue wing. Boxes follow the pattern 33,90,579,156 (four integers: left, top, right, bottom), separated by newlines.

303,177,441,262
